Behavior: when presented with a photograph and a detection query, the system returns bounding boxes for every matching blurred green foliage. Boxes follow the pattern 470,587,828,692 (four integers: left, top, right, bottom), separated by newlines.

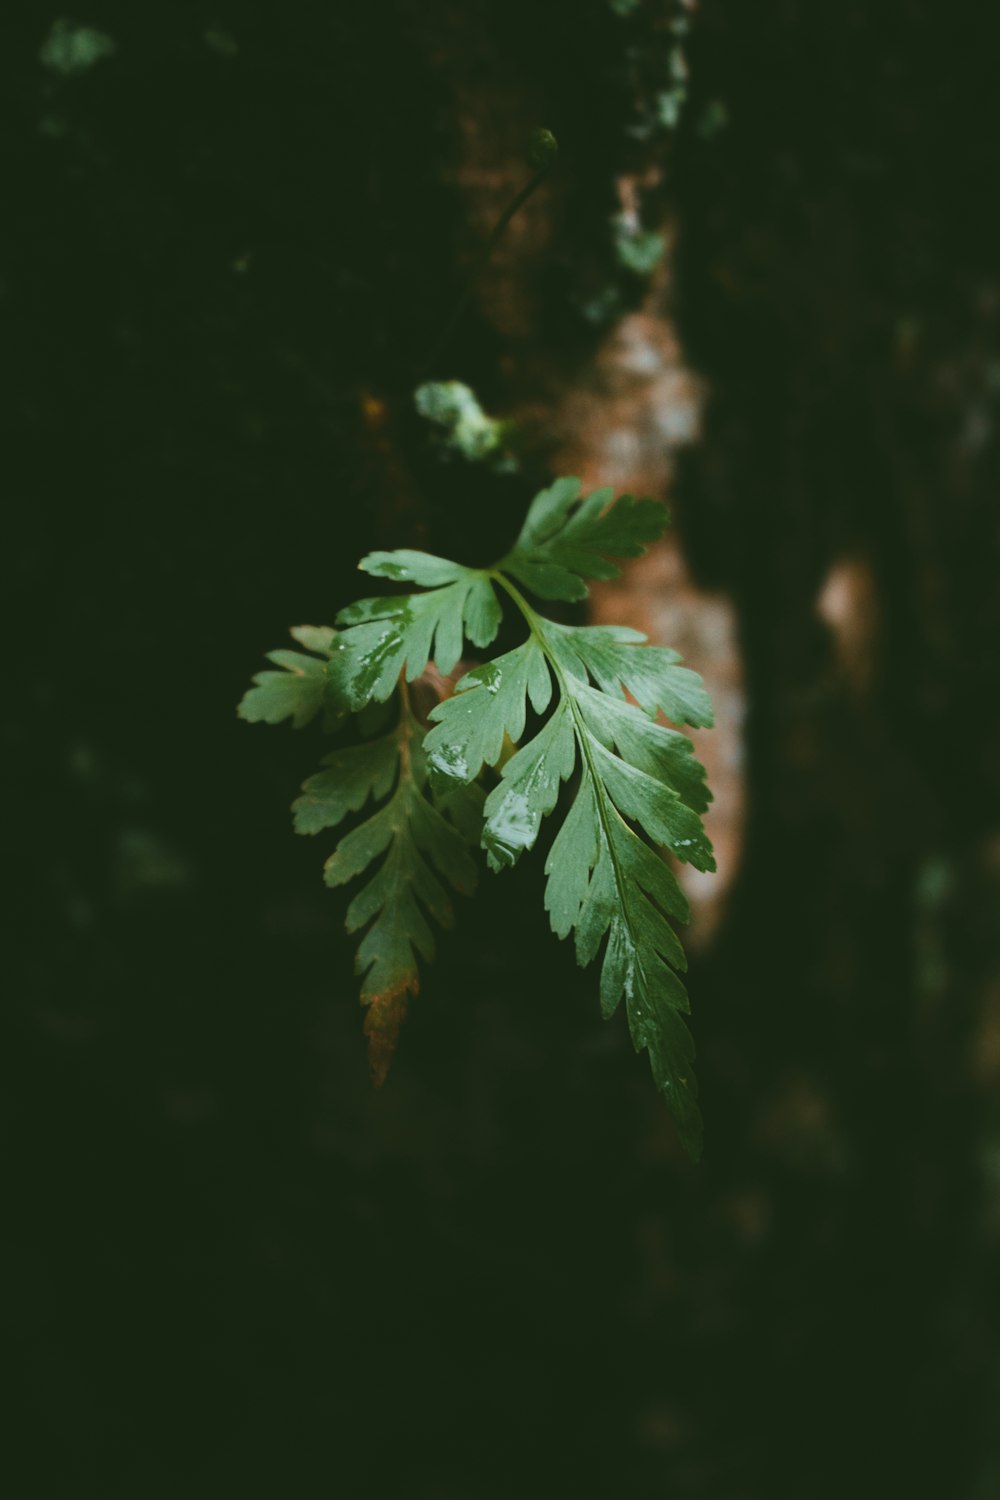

39,18,116,75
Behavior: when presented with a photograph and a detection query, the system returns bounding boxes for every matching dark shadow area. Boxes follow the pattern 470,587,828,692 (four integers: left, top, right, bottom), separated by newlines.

6,3,998,1496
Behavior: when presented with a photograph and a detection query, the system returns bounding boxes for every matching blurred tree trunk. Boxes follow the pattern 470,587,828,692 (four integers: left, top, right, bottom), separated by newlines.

10,3,999,1496
669,3,1000,1492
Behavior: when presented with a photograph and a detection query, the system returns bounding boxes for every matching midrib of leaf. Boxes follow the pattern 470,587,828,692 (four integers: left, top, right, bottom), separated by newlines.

385,683,431,865
396,676,418,785
488,570,644,965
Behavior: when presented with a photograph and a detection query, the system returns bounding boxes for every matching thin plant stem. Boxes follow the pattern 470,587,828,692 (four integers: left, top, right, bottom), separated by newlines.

420,155,555,376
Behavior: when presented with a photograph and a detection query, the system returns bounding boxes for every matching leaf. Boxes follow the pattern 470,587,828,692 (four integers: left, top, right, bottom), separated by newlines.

413,382,517,471
241,475,715,1154
328,786,474,991
363,993,410,1089
585,736,715,872
238,626,340,729
423,639,552,786
481,699,576,871
292,732,399,834
289,624,337,654
573,684,712,815
500,478,670,601
545,623,714,728
330,567,502,707
359,550,468,586
309,703,480,1081
546,782,703,1157
432,778,487,845
543,773,599,939
421,592,713,1154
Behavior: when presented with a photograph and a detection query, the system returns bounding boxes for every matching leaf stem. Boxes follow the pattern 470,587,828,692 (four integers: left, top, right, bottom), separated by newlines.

421,160,554,375
396,672,415,781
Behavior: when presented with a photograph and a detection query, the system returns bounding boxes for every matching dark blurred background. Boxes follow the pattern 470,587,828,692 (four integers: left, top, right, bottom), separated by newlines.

6,2,1000,1496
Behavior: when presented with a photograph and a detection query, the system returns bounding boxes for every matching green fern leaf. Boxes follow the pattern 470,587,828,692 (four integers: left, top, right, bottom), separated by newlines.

423,484,714,1157
241,478,715,1155
423,640,552,783
237,625,342,729
499,476,669,601
330,557,502,707
297,694,481,1081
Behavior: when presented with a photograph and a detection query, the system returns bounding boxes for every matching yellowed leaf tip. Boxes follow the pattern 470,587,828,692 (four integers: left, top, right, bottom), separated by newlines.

363,990,410,1087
